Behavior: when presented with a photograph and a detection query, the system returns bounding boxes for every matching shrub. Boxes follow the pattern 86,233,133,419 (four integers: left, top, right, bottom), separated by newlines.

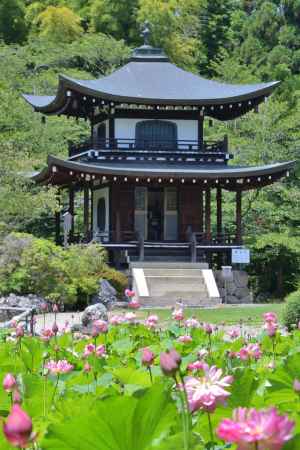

0,233,126,306
283,289,300,331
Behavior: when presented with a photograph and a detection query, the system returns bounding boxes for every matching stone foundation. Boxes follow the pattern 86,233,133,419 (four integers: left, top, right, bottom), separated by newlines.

214,270,253,304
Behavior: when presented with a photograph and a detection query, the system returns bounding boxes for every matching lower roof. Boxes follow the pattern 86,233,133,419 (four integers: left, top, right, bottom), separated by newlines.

32,155,295,191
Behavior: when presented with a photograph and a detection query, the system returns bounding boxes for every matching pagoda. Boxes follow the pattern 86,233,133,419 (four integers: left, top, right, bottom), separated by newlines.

23,27,295,268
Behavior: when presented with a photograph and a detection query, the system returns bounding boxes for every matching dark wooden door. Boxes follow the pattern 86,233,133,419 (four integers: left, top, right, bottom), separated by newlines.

179,186,203,240
111,185,135,241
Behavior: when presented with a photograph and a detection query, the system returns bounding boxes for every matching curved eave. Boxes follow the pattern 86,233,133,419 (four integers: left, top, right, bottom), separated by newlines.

22,71,280,118
33,155,295,191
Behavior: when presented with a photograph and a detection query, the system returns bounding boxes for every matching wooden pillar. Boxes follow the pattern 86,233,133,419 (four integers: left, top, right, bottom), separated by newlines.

109,117,115,148
236,189,242,244
198,116,204,150
199,190,204,233
216,187,222,240
90,188,94,239
55,191,61,245
205,188,211,241
69,186,75,242
83,185,90,241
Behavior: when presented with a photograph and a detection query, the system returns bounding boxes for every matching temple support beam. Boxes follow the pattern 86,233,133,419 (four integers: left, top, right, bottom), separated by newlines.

198,116,204,150
55,191,61,245
236,190,242,244
69,186,75,242
216,187,222,240
83,185,90,241
205,188,211,241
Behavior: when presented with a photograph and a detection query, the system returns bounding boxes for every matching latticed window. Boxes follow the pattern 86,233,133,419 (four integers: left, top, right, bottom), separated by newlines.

135,120,177,149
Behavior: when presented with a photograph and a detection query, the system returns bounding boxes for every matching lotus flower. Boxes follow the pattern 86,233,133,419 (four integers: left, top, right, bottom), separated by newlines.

3,374,17,392
238,343,262,361
145,315,159,329
263,312,278,323
172,308,184,321
185,317,200,328
124,312,136,323
45,359,73,375
83,343,96,357
293,379,300,392
93,319,108,334
141,348,155,367
203,323,213,334
217,407,294,450
125,289,135,298
128,299,140,309
187,360,209,372
15,326,24,338
184,365,233,413
228,329,240,339
160,349,181,376
264,321,278,337
96,344,106,357
40,328,55,342
3,404,36,448
177,335,192,344
109,315,125,325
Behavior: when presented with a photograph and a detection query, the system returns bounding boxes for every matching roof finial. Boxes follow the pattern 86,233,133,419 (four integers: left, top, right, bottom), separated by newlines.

141,21,151,46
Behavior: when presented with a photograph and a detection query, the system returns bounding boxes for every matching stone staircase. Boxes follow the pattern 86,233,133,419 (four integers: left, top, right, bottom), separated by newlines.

131,262,221,307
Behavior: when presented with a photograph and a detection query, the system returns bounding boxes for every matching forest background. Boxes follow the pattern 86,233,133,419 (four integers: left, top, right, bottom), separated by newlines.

0,0,299,300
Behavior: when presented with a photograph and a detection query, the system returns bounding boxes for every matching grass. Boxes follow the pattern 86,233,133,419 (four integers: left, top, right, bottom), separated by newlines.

135,303,285,325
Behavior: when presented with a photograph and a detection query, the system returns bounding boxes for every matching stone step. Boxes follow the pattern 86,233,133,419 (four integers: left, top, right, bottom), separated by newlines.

130,262,209,269
147,279,207,297
144,268,205,277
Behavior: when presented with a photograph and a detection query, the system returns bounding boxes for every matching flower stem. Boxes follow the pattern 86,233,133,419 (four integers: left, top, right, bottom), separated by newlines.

178,373,191,450
207,412,214,446
50,374,60,409
148,366,153,384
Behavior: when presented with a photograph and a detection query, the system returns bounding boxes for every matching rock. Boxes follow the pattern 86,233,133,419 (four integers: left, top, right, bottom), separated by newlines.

0,293,45,311
226,295,240,304
226,282,237,295
235,287,250,300
233,271,249,288
91,280,118,308
81,303,108,328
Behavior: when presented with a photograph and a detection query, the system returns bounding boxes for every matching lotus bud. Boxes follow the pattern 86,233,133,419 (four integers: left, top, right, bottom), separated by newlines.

3,404,36,448
141,348,155,367
3,374,17,393
160,349,181,377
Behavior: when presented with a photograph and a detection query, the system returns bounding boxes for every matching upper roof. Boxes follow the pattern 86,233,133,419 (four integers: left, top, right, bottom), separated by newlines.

22,44,280,120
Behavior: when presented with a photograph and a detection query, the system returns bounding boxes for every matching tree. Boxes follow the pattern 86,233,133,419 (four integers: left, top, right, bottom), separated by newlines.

90,0,139,44
0,0,27,44
37,6,83,42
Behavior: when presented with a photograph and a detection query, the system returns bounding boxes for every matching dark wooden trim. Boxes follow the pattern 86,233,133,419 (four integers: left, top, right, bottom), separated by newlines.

236,189,242,244
55,191,61,245
216,187,222,236
111,109,199,121
69,186,75,241
90,187,94,237
205,188,211,240
198,116,204,149
199,190,204,232
109,118,115,139
83,185,90,240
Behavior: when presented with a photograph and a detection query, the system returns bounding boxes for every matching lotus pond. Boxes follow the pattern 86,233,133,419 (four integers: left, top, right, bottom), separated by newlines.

0,309,300,450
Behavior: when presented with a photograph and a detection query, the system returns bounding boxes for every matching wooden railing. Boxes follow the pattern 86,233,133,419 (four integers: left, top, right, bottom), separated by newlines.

69,136,229,157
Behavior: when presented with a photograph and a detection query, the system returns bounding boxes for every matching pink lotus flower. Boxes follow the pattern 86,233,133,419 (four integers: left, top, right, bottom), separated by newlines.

217,407,294,450
3,374,17,393
3,404,36,448
83,343,96,357
293,379,300,392
93,319,108,334
203,323,213,335
177,335,192,344
229,329,240,339
184,365,233,413
263,312,278,323
16,326,24,338
187,360,209,372
198,349,209,359
40,328,55,342
172,308,184,321
124,312,136,323
52,322,59,335
96,344,106,357
52,303,59,313
160,349,181,376
45,359,73,375
264,321,278,337
141,348,155,367
109,315,125,325
238,343,262,361
145,315,159,329
125,288,135,298
128,299,140,309
83,363,91,373
185,317,200,328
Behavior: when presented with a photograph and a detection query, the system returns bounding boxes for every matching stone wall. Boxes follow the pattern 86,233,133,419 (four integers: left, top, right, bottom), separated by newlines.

214,270,253,304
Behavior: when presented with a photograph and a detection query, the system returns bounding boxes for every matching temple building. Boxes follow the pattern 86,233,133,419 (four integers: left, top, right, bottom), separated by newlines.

23,30,295,273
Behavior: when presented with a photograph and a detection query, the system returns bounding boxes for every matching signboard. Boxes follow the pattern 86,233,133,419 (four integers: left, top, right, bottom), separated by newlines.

232,248,250,264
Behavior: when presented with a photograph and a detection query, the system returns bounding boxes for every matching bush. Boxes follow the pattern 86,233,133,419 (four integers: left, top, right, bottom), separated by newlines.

0,233,126,306
283,289,300,330
101,267,128,297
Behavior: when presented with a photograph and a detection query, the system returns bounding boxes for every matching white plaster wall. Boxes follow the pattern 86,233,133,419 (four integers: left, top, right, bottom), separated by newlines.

114,118,198,147
93,187,110,236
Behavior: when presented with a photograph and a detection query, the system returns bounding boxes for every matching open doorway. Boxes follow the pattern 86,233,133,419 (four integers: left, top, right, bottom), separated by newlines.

148,189,164,241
